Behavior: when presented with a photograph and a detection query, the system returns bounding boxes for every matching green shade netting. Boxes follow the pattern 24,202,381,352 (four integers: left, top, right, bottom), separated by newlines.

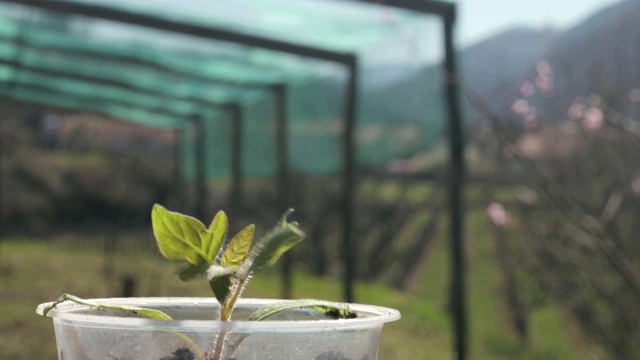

0,11,278,179
0,0,446,178
0,62,217,178
0,74,188,129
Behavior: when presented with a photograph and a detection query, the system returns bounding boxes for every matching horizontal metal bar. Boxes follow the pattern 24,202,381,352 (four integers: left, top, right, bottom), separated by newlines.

349,0,455,19
1,0,356,65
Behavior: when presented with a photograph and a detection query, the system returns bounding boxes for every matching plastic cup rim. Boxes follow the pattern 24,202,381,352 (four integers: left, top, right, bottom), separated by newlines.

36,297,401,330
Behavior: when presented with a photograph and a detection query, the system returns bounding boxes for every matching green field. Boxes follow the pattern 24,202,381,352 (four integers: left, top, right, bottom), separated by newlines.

0,212,601,359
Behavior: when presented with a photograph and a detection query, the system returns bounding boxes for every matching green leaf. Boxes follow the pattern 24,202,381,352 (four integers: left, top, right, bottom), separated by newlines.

248,299,357,321
222,224,254,269
151,204,208,265
42,294,173,321
206,265,237,304
177,261,210,282
245,222,305,273
42,294,208,360
204,211,228,261
210,276,232,304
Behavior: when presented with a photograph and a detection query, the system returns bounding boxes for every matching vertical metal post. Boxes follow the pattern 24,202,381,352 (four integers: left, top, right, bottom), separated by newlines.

193,114,207,222
274,85,293,299
444,8,467,360
342,57,358,303
0,111,4,259
1,16,21,240
0,119,2,203
173,128,186,213
228,104,242,220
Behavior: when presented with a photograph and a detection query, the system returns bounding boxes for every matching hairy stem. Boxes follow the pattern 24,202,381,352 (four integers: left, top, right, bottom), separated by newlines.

221,276,249,321
212,276,250,360
211,329,229,360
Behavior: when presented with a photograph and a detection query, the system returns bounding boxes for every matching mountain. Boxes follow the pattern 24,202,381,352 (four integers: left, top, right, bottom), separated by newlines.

460,27,556,123
543,0,640,116
459,0,640,124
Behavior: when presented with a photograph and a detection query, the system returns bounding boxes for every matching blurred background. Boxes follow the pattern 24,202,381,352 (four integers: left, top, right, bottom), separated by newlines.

1,0,639,359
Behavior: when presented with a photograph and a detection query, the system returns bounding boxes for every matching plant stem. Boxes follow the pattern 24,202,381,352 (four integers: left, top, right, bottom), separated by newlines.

212,276,249,360
221,276,248,321
211,329,229,360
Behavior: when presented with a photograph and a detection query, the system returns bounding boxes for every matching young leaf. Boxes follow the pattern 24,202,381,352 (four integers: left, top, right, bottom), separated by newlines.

248,299,357,321
42,294,208,360
210,276,233,304
244,222,305,273
152,204,208,265
207,265,237,304
42,294,173,321
177,261,210,282
222,224,254,269
204,211,228,261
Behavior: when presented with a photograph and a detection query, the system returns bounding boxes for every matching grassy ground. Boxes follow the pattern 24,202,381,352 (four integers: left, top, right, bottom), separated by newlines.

0,215,602,359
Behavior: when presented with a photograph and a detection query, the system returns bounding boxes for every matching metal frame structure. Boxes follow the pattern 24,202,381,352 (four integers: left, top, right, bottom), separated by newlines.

0,18,296,222
0,0,466,358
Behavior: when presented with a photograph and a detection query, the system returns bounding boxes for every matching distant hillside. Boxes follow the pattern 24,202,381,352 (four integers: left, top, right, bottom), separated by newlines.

459,0,640,123
460,27,556,123
543,0,640,116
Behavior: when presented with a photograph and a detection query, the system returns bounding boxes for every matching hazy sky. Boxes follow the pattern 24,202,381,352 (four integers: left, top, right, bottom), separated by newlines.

458,0,625,46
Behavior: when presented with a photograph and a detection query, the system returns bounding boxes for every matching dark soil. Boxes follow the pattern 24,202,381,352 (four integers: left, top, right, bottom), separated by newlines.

159,347,196,360
112,347,369,360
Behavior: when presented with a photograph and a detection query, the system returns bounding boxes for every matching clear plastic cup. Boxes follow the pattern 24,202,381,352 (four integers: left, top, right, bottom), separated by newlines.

36,297,400,360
